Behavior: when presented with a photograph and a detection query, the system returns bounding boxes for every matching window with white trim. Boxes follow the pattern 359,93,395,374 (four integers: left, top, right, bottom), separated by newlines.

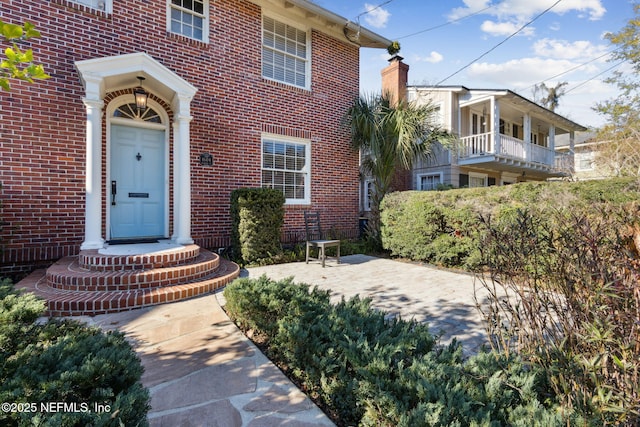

68,0,112,12
576,152,595,171
469,172,488,188
363,179,375,211
169,0,208,41
262,16,308,88
417,173,442,191
261,135,310,204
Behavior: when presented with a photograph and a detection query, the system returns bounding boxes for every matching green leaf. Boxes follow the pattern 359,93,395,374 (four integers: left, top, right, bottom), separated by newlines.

0,20,23,40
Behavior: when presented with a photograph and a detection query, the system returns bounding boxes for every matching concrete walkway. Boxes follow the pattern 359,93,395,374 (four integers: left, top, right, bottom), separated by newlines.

79,254,491,426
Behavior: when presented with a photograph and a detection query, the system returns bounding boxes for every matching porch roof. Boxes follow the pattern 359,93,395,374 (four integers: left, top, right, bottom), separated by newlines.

467,89,587,133
410,85,588,133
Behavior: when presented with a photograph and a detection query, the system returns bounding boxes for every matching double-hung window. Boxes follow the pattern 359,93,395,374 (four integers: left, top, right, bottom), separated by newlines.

418,173,442,191
68,0,112,12
262,16,308,88
169,0,208,41
261,135,310,204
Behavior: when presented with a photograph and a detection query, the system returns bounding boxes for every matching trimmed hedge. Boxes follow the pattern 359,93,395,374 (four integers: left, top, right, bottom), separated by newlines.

224,276,583,426
380,178,640,269
230,188,285,264
0,280,150,426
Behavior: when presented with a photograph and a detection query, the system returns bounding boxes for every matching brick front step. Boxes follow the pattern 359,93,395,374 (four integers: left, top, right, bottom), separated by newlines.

78,244,201,271
47,251,220,292
18,258,240,317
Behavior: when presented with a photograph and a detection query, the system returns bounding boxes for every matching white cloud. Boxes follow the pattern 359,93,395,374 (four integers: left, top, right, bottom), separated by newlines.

532,39,609,61
449,0,606,37
468,57,579,87
413,51,444,64
363,3,390,29
480,19,535,37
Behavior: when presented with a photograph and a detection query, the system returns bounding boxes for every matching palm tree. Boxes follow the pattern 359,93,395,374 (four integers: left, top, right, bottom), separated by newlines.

346,92,451,247
533,82,568,112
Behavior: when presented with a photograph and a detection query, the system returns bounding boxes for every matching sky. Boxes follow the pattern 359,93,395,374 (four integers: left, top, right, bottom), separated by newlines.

313,0,634,128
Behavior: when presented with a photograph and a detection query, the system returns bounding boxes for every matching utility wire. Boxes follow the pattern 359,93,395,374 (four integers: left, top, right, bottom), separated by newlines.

564,59,626,94
517,49,618,94
396,5,494,40
435,0,563,86
356,0,396,19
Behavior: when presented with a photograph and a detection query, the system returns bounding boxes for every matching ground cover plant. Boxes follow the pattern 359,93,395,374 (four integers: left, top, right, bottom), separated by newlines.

0,279,150,426
224,276,586,426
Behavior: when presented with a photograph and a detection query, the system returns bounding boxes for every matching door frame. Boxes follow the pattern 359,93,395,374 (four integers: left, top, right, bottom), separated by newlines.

105,95,170,241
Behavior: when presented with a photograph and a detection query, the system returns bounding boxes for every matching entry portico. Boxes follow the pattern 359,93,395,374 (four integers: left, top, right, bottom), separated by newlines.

75,53,197,249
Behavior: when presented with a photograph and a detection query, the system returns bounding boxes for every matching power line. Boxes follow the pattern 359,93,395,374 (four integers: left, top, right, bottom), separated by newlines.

395,5,494,40
564,59,626,94
356,0,396,19
435,0,563,86
518,49,618,94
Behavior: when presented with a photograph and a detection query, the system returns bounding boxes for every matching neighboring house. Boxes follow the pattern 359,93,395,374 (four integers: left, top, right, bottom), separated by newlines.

556,132,617,180
0,0,390,276
374,57,587,196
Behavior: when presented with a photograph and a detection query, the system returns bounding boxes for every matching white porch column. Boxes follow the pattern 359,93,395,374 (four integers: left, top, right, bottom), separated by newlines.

492,98,500,154
172,95,194,245
523,114,531,143
80,76,105,250
549,125,556,165
569,131,576,173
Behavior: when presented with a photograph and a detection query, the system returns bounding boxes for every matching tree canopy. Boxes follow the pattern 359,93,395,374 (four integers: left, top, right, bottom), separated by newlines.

593,4,640,176
346,93,451,246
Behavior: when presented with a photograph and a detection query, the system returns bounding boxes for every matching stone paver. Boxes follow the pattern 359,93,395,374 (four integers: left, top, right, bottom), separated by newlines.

244,254,491,356
73,254,490,426
79,293,333,427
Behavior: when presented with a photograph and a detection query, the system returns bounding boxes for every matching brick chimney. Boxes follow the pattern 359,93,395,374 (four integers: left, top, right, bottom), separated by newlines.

381,55,409,106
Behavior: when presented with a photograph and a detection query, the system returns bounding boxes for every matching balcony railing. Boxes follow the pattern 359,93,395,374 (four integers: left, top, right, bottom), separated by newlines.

458,132,557,167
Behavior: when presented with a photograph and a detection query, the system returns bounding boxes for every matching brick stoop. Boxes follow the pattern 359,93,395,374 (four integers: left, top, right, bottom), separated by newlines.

17,245,240,317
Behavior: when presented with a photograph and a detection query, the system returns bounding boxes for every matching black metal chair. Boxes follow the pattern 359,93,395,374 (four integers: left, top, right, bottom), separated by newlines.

304,211,340,267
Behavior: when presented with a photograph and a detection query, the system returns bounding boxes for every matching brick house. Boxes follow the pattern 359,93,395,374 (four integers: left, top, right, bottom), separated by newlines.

0,0,390,278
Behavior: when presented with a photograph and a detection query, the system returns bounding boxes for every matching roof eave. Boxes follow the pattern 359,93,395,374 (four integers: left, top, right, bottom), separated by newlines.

251,0,391,49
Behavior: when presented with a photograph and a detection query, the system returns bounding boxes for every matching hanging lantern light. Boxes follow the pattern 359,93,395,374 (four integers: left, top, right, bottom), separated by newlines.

133,76,148,112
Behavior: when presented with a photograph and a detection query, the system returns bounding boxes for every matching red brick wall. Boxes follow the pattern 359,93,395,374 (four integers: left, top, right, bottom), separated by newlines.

0,0,361,275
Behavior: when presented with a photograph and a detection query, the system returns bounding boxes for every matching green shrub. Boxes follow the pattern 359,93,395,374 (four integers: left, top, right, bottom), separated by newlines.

381,178,640,269
224,276,575,426
0,281,150,426
230,188,285,265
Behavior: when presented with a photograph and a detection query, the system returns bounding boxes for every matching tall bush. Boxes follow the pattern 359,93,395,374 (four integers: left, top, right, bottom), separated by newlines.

381,178,640,269
477,204,640,426
230,188,285,264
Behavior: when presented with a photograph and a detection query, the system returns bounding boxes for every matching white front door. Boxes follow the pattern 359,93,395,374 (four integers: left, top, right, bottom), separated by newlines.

110,125,165,240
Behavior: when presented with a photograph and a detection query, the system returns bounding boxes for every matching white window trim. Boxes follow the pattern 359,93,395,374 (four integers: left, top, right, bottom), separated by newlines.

261,133,311,205
261,13,311,90
363,178,375,212
469,172,488,188
68,0,112,13
167,0,209,42
416,172,443,191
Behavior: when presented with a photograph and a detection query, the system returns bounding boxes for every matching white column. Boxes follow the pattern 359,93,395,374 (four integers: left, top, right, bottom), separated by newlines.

492,98,500,154
172,96,194,245
548,125,556,165
523,113,532,162
523,114,531,143
80,96,105,250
